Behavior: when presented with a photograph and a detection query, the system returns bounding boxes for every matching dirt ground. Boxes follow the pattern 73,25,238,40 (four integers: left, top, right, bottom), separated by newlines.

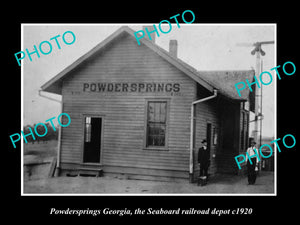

23,141,275,195
24,169,274,195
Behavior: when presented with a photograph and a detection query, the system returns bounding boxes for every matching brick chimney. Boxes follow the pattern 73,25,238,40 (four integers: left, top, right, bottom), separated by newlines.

169,40,178,58
142,25,157,43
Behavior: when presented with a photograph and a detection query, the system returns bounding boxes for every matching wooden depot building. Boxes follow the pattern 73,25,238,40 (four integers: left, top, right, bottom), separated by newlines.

41,26,255,182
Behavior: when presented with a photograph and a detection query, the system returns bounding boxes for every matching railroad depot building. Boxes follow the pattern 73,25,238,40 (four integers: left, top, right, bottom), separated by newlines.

41,26,255,182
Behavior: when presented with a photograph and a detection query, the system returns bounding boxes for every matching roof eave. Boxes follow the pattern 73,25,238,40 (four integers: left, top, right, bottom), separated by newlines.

40,26,133,95
133,35,215,93
41,25,216,95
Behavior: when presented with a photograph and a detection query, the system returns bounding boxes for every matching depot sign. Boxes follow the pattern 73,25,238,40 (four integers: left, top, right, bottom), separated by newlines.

83,82,181,93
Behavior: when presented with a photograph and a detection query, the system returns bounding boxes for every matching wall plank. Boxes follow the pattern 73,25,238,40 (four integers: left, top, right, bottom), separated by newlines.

60,33,197,178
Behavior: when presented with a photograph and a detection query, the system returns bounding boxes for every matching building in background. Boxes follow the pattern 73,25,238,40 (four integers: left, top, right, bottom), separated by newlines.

41,26,255,182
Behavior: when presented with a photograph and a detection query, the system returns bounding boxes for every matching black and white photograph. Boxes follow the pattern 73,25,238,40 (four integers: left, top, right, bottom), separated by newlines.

21,24,276,195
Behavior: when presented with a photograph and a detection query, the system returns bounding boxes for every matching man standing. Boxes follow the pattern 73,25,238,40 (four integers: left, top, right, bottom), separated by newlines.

246,140,259,185
198,139,210,178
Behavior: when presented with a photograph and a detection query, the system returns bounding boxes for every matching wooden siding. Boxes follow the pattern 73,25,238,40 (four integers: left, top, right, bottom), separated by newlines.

192,92,244,177
216,99,241,174
193,97,220,178
240,107,250,153
59,33,197,178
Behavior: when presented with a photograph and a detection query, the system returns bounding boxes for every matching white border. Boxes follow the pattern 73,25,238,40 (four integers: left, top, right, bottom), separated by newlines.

273,24,277,196
21,24,24,195
21,23,277,196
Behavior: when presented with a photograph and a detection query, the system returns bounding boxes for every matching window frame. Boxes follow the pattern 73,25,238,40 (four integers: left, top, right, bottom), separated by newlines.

143,98,170,151
213,126,218,146
84,116,92,143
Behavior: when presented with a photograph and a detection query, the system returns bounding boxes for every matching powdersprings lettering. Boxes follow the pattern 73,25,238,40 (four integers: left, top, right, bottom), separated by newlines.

83,82,181,93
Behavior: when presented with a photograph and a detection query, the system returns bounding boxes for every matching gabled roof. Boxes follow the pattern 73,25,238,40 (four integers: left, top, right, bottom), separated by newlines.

196,70,255,100
41,25,254,101
41,26,214,95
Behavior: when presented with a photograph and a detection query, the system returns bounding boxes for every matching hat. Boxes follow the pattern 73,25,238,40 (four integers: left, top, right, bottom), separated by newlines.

201,139,207,143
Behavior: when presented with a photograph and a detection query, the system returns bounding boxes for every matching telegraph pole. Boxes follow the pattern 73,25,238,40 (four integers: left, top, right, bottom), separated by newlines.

260,60,263,148
237,40,274,172
250,41,274,145
253,47,261,144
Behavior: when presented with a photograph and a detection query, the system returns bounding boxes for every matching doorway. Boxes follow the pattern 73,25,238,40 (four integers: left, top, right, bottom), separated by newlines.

83,116,102,163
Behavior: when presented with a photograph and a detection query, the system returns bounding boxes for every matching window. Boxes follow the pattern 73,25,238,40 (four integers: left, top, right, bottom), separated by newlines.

146,101,168,148
244,101,249,111
213,126,218,145
84,117,92,142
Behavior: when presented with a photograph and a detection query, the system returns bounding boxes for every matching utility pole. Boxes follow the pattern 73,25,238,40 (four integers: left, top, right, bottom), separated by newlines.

253,46,261,145
260,60,263,148
237,40,274,172
250,41,274,145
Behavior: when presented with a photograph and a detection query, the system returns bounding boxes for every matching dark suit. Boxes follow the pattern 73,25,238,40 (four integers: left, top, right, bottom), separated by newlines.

198,147,210,177
247,157,258,184
246,147,258,184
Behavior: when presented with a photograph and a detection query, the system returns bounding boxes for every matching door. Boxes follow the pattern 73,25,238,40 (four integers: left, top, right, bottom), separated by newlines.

83,116,102,163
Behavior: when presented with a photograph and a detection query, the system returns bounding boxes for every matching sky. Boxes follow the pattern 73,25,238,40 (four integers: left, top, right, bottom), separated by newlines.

22,24,275,138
